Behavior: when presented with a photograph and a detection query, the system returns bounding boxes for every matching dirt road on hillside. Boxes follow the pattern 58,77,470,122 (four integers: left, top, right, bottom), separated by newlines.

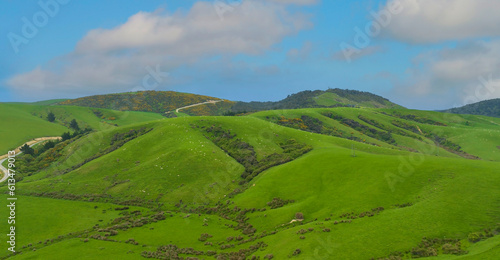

172,100,222,113
0,137,62,182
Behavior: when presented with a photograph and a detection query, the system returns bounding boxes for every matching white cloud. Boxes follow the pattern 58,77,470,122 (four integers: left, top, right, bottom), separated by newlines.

390,40,500,109
380,0,500,43
7,0,314,100
76,1,310,56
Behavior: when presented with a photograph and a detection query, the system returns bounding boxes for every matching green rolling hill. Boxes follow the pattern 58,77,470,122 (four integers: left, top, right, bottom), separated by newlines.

0,103,164,154
0,97,499,259
58,91,235,116
444,99,500,118
230,88,404,113
53,88,402,118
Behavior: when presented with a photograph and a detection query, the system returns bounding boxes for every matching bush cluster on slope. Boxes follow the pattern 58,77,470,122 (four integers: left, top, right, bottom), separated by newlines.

196,124,312,183
323,112,396,144
358,115,421,140
15,129,91,181
390,113,447,126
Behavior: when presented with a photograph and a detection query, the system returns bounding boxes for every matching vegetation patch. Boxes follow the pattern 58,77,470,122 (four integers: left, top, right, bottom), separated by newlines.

376,237,467,259
267,114,377,145
266,197,294,209
391,120,421,134
197,124,312,183
389,112,447,126
339,207,385,220
390,118,479,158
141,241,267,259
323,113,396,144
92,211,167,240
14,129,92,181
377,225,500,260
358,115,422,140
423,131,479,159
273,115,344,136
394,202,413,208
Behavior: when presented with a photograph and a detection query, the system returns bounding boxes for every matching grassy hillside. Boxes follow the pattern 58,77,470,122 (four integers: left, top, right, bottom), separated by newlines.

444,99,500,118
58,91,235,116
0,103,164,154
55,89,402,117
1,107,499,259
249,107,500,161
231,88,404,112
0,103,69,154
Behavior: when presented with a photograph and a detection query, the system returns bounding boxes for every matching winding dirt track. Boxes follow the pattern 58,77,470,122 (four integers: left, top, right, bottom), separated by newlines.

173,100,222,113
0,137,62,183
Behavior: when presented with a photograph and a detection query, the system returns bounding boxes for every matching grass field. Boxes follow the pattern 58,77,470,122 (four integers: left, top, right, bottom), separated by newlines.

0,195,151,259
0,103,164,154
0,106,499,259
0,104,69,153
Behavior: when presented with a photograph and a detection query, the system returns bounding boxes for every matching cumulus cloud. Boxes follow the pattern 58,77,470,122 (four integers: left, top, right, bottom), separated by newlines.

7,0,314,100
390,40,500,109
380,0,500,43
76,1,309,55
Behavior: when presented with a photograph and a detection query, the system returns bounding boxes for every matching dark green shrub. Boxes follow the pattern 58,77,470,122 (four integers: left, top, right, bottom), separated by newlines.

468,232,482,243
198,233,213,242
47,112,56,122
411,247,437,258
442,242,467,255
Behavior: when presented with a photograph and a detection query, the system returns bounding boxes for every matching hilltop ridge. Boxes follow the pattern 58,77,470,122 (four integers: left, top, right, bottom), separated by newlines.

56,88,403,116
231,88,403,112
444,98,500,118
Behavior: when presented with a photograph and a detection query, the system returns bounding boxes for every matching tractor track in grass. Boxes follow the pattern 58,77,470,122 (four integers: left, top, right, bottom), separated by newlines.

0,137,62,183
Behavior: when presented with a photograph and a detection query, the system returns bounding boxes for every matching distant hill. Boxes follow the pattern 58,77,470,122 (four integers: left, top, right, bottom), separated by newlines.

444,99,500,118
30,99,69,106
231,88,403,112
58,91,235,116
57,89,402,116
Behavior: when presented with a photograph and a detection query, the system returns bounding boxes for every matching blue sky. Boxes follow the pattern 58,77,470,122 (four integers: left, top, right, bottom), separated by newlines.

2,0,500,110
